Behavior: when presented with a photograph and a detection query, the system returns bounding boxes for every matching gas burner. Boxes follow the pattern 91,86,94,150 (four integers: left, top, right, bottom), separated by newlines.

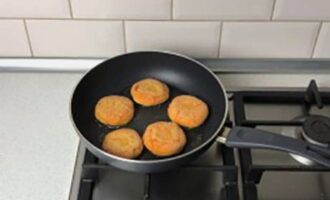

281,116,312,166
281,115,330,166
302,115,330,147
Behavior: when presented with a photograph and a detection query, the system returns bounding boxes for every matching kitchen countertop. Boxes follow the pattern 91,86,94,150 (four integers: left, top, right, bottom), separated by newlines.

0,72,83,200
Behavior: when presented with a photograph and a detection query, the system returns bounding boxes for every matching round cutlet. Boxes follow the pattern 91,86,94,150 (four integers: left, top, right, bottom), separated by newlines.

131,78,169,106
168,95,209,128
143,121,186,157
95,95,134,126
102,128,143,159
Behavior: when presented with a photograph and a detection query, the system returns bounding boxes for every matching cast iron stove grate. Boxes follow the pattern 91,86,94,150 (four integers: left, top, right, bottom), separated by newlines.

233,80,330,200
75,112,239,200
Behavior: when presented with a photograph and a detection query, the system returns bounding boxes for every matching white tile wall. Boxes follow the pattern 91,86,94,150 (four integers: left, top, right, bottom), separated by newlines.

314,23,330,58
220,22,319,58
26,20,124,57
125,21,221,58
0,0,70,18
71,0,171,19
0,20,31,56
1,0,330,58
274,0,330,20
174,0,274,20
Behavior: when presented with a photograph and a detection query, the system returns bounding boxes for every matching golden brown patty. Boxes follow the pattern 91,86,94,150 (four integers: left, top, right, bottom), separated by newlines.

131,78,169,106
143,121,186,157
168,95,209,128
102,128,143,159
95,95,134,126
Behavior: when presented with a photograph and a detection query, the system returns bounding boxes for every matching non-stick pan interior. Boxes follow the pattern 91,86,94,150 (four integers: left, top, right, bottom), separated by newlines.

71,52,227,160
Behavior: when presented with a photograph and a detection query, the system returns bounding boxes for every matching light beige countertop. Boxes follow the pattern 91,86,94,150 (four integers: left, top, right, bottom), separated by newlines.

0,72,83,200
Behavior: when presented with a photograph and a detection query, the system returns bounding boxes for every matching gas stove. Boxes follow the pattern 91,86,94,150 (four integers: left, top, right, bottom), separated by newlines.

68,59,330,200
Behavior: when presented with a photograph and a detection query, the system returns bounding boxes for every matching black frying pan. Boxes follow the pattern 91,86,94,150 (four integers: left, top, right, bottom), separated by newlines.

71,51,228,172
71,51,330,172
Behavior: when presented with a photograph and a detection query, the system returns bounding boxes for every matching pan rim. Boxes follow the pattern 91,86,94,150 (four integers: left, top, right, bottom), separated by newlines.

69,50,229,164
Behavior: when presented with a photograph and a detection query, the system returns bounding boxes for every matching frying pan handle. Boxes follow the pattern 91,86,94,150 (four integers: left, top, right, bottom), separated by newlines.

217,127,330,168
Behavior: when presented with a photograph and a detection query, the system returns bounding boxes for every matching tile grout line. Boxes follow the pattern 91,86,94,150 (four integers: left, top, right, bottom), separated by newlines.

270,0,277,20
68,0,74,18
217,22,223,58
171,0,174,20
0,17,328,23
310,22,323,58
23,20,34,57
122,21,128,53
